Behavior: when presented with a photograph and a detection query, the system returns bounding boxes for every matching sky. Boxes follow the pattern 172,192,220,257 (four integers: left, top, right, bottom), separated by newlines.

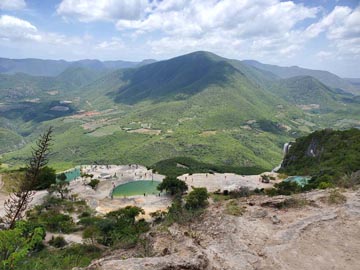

0,0,359,77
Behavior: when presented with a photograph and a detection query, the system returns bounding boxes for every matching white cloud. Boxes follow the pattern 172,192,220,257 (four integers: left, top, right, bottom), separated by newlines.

0,15,41,41
95,37,124,50
57,0,150,22
0,0,26,10
116,0,319,58
327,6,360,40
305,5,360,58
0,15,83,46
304,6,352,38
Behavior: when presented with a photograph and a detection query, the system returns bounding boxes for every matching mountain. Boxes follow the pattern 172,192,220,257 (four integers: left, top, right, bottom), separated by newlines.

1,51,359,172
267,76,351,111
0,57,154,77
114,51,241,103
0,58,69,77
0,66,107,102
344,78,360,92
242,60,359,95
55,66,108,88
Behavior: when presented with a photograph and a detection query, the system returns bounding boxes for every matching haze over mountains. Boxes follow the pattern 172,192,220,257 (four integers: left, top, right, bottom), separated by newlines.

0,58,157,77
0,51,359,171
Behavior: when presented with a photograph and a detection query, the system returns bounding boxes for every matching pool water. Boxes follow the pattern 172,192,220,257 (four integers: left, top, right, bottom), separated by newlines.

112,180,161,197
57,167,81,182
284,176,311,187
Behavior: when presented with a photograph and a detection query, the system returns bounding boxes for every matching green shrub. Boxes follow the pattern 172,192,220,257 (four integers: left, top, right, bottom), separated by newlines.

42,212,76,233
157,176,188,195
82,226,101,245
275,197,309,209
185,187,209,210
16,244,102,270
273,181,302,195
78,211,91,218
265,188,278,196
0,221,45,270
318,182,334,189
49,236,67,248
87,179,100,190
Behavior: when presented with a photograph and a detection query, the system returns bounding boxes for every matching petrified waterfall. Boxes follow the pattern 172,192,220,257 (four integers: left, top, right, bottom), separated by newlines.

283,142,291,155
272,142,292,172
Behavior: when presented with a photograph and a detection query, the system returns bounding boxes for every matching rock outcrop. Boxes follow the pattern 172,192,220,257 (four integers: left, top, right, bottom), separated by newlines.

84,189,360,270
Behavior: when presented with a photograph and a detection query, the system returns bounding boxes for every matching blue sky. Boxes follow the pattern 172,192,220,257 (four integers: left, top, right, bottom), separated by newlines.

0,0,359,77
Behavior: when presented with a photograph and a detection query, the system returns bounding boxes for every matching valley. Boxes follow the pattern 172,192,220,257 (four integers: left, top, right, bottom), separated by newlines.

1,51,359,172
1,52,360,270
2,0,360,269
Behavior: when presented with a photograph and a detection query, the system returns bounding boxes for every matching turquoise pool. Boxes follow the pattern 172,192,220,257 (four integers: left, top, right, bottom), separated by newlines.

112,180,161,197
57,167,81,182
284,176,311,187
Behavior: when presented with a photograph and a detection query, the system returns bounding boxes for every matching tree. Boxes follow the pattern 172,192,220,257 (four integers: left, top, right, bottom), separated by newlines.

3,127,53,229
33,166,56,190
87,179,100,190
106,206,144,225
83,226,101,245
0,221,45,270
48,179,70,200
57,173,67,182
185,187,209,210
157,176,188,195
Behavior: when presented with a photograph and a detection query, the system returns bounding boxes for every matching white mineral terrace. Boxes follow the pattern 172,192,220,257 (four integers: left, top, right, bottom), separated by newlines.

0,165,280,218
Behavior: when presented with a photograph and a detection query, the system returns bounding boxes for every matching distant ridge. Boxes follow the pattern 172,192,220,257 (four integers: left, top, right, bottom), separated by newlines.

0,57,157,77
242,60,359,95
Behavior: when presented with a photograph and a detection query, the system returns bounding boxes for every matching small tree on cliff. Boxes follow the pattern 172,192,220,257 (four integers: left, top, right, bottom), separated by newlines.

157,176,188,196
3,127,53,229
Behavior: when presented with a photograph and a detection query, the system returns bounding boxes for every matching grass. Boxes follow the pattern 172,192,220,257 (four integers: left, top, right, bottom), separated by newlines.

210,193,230,202
225,200,245,216
274,197,310,209
327,190,347,204
17,244,102,270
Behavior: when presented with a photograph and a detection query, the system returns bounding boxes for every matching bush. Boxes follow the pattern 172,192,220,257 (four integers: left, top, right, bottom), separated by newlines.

327,190,346,204
157,177,188,195
149,210,167,223
337,170,360,188
82,226,101,245
76,206,150,247
185,187,209,210
0,221,45,269
318,182,334,189
265,188,278,196
42,212,76,233
87,179,100,190
275,197,309,209
273,181,302,195
229,187,251,198
16,244,102,270
79,211,91,218
49,236,67,248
